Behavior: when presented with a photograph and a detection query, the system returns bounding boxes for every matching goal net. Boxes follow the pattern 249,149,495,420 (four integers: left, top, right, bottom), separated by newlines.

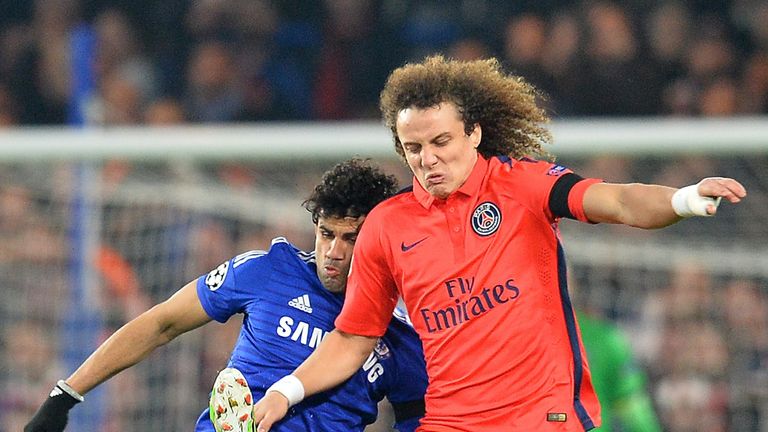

0,119,766,431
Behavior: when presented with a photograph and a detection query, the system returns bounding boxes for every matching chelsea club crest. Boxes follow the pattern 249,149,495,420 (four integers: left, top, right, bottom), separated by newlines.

471,202,502,236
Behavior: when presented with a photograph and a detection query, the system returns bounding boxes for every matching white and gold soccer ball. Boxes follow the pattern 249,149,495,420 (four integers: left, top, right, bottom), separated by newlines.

209,367,254,432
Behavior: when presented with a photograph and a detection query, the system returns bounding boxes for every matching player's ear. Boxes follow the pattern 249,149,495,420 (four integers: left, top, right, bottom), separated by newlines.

469,123,481,149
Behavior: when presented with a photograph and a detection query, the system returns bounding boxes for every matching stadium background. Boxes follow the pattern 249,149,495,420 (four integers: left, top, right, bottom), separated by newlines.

1,1,767,431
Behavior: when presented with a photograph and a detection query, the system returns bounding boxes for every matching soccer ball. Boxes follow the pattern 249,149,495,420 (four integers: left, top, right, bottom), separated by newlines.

209,367,254,432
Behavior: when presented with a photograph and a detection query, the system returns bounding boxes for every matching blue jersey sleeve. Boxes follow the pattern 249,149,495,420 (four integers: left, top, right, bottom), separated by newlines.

195,250,271,323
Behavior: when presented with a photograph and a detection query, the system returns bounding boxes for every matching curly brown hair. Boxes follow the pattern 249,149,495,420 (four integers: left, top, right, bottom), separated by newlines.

379,55,552,161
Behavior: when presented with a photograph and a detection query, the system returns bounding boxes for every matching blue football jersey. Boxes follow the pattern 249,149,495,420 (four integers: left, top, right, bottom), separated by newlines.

193,237,426,432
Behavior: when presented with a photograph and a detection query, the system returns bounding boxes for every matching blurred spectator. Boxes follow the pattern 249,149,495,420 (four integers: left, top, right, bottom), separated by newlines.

645,2,692,84
1,320,64,432
539,9,583,115
655,320,730,432
501,13,549,85
633,260,715,366
394,2,461,62
184,41,244,122
447,36,491,62
741,51,768,112
92,8,157,103
721,278,768,431
95,70,145,124
0,183,67,322
312,0,383,119
30,0,79,123
655,373,728,432
0,83,18,126
144,97,186,124
1,0,767,122
575,2,660,115
698,77,739,116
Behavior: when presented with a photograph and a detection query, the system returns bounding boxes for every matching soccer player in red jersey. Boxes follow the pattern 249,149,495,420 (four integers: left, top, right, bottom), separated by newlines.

253,56,747,431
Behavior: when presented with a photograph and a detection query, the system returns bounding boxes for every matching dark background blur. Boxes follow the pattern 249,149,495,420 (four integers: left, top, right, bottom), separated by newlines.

1,0,767,127
1,2,767,432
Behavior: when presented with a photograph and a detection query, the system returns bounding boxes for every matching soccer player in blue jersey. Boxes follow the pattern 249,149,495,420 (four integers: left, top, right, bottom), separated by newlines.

24,158,428,432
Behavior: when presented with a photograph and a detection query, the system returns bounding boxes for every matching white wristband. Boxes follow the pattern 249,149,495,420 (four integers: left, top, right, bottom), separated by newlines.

57,380,85,402
671,184,722,217
266,375,305,408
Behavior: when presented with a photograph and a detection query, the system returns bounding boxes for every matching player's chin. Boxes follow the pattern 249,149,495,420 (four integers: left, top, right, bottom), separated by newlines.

320,276,346,294
427,184,451,199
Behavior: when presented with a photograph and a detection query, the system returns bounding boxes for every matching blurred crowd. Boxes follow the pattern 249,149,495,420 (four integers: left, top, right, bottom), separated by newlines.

1,1,768,431
563,154,768,431
570,259,768,432
0,154,766,431
1,0,768,127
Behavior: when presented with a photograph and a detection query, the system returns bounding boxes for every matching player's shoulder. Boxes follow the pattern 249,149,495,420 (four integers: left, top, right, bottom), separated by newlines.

232,237,314,271
492,155,570,177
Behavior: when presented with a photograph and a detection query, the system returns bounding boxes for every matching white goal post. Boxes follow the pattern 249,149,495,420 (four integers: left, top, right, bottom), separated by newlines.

4,118,766,274
2,117,768,160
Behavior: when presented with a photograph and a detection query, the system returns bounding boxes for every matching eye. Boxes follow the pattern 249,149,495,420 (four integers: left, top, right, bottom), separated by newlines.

403,144,420,154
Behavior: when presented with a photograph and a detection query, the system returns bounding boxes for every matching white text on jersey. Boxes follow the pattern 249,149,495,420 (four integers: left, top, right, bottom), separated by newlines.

276,316,327,348
276,316,385,383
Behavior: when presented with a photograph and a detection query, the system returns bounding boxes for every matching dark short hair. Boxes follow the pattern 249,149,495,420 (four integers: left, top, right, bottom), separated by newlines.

303,158,398,224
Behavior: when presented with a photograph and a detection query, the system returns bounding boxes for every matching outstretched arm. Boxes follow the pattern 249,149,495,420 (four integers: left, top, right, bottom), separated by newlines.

582,177,746,229
65,281,212,394
25,281,212,432
252,329,378,432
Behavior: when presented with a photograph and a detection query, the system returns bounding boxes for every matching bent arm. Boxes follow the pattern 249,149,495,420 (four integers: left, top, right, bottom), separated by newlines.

293,329,377,395
65,281,212,395
253,330,378,431
582,177,746,229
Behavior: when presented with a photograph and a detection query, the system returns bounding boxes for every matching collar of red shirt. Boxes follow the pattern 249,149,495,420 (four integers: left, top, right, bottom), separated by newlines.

413,153,489,209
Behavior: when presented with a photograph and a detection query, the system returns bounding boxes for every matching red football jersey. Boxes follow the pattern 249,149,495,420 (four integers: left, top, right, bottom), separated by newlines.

337,155,602,431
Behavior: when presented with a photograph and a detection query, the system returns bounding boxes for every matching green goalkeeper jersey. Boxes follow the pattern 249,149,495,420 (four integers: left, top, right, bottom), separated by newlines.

577,312,662,432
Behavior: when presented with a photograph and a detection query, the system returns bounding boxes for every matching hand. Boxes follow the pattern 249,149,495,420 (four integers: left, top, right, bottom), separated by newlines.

24,412,68,432
24,384,80,432
252,391,290,432
696,177,747,215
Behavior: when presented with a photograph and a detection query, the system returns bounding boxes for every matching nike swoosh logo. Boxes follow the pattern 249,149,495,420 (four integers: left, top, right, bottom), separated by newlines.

401,237,428,252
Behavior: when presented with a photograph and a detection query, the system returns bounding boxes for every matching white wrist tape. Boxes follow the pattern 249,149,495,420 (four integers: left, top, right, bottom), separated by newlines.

266,375,305,408
671,184,722,217
57,380,85,402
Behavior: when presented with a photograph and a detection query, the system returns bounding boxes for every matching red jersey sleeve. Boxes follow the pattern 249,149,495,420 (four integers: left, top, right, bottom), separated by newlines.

334,209,399,337
508,159,601,223
566,176,602,222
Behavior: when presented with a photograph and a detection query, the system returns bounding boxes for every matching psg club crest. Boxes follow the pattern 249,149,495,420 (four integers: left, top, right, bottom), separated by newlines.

471,202,502,236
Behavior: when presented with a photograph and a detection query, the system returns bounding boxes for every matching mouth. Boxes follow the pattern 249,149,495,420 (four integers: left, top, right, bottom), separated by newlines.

324,266,340,277
425,173,444,186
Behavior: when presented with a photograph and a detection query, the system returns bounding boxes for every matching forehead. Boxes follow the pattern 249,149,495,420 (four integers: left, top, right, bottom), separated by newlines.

316,215,365,233
396,102,463,137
